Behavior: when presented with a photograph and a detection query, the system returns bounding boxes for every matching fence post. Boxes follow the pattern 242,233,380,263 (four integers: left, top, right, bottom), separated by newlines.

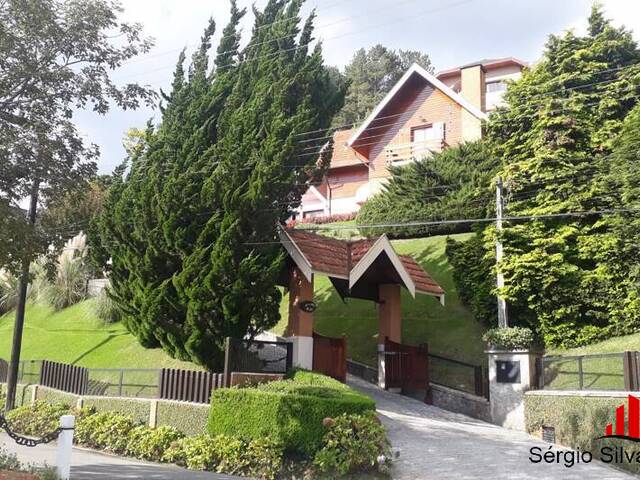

118,369,124,397
577,357,584,390
623,351,640,391
56,415,75,480
223,337,232,388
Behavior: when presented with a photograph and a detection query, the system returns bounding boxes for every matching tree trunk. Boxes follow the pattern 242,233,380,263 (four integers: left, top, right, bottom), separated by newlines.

5,180,39,412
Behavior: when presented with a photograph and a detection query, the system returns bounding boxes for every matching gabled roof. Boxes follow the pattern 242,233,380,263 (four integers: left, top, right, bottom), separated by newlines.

278,228,444,302
436,57,527,79
347,63,489,148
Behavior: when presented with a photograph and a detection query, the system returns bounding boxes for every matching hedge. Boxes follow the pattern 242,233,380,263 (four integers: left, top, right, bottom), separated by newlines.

156,400,210,436
82,397,151,424
208,370,375,455
525,393,640,474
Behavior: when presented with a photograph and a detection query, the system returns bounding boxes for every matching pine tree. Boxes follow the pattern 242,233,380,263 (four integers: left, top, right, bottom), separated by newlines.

93,0,346,369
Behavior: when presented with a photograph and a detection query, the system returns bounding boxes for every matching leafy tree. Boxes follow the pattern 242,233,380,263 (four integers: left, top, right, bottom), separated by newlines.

356,141,498,237
93,0,346,369
449,5,640,346
333,44,432,127
0,0,154,411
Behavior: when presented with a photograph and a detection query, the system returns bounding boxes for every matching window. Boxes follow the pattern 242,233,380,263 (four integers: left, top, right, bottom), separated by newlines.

486,80,507,93
411,123,444,143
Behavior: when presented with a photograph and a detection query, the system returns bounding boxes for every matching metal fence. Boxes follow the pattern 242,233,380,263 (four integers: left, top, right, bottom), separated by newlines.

429,353,488,399
538,351,639,391
86,368,161,398
224,338,293,385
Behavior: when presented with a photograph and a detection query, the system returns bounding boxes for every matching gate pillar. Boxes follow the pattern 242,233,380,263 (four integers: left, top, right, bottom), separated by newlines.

287,266,314,369
378,284,401,345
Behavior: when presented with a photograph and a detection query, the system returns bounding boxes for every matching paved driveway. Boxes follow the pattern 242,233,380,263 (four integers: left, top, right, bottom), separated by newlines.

348,376,638,480
0,433,239,480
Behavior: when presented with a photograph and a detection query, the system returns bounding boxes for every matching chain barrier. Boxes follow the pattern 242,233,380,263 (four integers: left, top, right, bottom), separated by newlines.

0,414,65,447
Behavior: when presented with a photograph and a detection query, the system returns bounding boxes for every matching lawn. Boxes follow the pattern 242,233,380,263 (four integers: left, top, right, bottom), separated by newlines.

275,233,487,369
0,300,198,371
540,333,640,391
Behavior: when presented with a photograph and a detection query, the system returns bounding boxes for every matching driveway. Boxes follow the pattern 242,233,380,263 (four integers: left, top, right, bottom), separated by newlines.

348,376,638,480
0,433,239,480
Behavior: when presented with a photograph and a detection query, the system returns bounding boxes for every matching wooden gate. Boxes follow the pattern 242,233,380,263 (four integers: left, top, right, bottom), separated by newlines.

382,338,430,402
313,332,347,382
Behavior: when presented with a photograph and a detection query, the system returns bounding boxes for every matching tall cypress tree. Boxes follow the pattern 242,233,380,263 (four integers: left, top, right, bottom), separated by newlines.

93,0,346,368
454,5,640,346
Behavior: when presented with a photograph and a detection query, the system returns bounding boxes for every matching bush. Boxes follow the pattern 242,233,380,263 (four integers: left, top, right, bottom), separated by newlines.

44,253,89,310
74,411,137,454
162,434,284,479
356,141,498,238
126,425,184,461
208,370,375,455
92,286,122,323
313,412,391,476
483,327,535,350
6,401,79,436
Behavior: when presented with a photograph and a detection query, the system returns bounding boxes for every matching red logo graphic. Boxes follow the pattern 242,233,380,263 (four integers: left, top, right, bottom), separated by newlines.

597,395,640,442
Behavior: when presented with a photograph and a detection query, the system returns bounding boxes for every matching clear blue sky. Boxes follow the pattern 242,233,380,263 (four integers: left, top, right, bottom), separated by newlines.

77,0,640,174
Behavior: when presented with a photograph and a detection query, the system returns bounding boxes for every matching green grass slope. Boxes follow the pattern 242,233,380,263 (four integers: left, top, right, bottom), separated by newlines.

275,233,486,367
0,300,198,370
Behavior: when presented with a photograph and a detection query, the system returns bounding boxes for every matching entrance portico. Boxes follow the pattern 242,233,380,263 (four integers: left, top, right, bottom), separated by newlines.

278,227,445,377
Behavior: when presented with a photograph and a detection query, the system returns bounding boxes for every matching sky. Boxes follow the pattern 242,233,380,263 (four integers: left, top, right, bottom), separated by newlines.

78,0,640,174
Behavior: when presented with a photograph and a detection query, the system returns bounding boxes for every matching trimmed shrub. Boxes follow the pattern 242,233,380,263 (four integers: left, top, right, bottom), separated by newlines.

126,425,184,461
162,434,284,479
483,327,535,350
314,412,391,476
155,400,210,436
6,401,84,436
82,397,150,425
208,370,375,455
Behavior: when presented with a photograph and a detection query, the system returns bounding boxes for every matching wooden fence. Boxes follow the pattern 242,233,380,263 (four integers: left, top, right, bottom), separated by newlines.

0,358,7,383
40,360,88,395
158,368,224,404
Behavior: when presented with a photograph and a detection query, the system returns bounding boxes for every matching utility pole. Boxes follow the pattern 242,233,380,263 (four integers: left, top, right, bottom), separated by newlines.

495,177,509,328
5,180,39,412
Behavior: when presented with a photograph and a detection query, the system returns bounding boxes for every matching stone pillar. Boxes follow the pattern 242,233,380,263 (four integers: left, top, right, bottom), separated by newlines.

487,349,542,430
378,284,401,345
287,266,314,369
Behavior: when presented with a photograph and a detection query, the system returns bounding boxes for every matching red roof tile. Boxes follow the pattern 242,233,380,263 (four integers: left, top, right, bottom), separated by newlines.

283,229,444,297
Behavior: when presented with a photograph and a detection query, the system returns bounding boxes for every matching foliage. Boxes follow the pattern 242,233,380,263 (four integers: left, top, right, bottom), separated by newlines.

74,411,138,454
333,44,433,127
482,327,535,350
0,0,154,273
356,142,498,238
313,412,391,476
155,400,210,436
43,248,89,311
454,6,640,347
445,234,497,325
6,401,74,436
92,0,346,370
292,212,356,225
91,287,122,324
0,270,25,314
208,370,375,455
162,434,284,479
0,447,21,472
525,394,640,474
126,425,185,462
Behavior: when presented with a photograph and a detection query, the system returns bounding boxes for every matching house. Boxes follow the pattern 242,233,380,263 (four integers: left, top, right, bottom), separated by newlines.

296,57,526,219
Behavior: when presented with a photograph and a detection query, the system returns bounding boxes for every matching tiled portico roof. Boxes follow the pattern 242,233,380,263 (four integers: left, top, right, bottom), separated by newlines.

279,228,444,300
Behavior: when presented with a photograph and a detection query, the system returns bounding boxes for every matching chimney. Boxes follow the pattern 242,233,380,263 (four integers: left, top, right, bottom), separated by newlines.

460,63,486,112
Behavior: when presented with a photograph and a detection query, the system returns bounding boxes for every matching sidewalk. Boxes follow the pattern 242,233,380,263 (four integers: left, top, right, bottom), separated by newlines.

1,433,239,480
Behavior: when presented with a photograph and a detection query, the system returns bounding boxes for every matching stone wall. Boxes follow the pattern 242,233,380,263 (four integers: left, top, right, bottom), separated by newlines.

430,383,491,422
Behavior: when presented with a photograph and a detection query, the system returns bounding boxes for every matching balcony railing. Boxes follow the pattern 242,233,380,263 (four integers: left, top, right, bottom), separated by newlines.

385,139,444,166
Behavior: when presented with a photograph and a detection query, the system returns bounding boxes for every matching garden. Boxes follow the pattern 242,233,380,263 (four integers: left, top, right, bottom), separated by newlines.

0,370,391,479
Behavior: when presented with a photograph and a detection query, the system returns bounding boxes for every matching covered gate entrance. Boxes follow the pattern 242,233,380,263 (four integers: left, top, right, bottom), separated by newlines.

277,227,444,391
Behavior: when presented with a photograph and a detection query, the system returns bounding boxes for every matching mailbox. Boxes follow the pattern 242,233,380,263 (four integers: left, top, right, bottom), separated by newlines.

496,360,521,383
